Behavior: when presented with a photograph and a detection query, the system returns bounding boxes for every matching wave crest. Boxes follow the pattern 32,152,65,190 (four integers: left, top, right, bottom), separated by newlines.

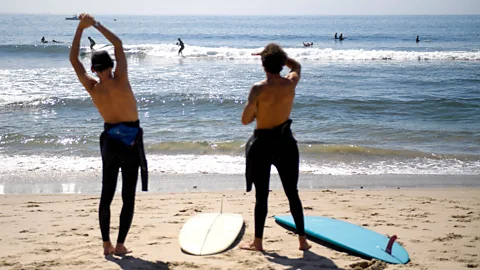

1,44,479,61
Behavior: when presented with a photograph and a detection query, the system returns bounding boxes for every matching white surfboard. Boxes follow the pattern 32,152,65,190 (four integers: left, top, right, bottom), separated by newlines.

179,213,243,255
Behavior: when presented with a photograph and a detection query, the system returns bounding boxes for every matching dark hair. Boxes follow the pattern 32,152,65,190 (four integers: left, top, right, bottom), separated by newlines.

91,50,114,72
260,43,287,74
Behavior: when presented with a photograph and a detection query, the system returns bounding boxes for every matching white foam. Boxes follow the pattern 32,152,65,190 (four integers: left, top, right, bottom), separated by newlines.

0,154,478,177
61,183,77,194
116,44,480,61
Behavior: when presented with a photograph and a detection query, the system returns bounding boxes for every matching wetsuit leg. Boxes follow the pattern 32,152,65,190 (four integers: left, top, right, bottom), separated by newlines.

116,157,139,244
99,135,120,242
273,137,305,236
248,139,272,239
253,164,271,239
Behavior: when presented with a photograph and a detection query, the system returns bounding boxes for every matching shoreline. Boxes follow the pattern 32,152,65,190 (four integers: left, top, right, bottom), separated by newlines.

0,173,479,195
0,188,479,269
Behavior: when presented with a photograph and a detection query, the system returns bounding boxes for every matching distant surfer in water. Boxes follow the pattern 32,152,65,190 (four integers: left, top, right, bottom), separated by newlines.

41,37,47,43
240,43,311,252
88,36,96,50
334,32,338,39
177,38,185,56
416,35,420,43
69,13,148,256
339,33,344,41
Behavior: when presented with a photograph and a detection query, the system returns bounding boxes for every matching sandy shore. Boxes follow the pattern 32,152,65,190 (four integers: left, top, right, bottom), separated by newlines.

0,188,479,269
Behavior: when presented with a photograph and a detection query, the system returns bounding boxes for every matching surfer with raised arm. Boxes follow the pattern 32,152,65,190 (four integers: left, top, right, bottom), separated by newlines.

69,13,148,256
240,43,311,252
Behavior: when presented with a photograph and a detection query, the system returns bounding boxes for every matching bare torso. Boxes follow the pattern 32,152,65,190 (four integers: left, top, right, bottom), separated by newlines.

89,77,138,123
254,76,296,129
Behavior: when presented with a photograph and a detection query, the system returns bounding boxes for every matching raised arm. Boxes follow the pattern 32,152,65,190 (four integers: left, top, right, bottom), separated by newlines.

69,14,96,92
285,57,301,84
91,17,128,80
241,84,261,125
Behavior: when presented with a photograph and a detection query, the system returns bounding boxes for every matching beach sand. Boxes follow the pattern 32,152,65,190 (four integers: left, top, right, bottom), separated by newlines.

0,188,479,269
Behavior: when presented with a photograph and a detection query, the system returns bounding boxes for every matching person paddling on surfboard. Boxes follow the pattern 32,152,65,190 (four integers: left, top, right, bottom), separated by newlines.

69,13,148,256
240,43,311,252
88,36,96,50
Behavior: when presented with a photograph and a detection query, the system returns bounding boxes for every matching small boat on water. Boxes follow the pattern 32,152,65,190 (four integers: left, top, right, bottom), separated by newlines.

65,15,79,20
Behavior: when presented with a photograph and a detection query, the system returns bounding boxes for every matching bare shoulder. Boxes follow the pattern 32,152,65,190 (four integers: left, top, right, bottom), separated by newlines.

111,75,132,90
255,80,267,87
252,80,267,93
285,71,300,84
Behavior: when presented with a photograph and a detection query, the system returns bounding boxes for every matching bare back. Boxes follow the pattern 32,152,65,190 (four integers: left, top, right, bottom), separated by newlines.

242,56,301,129
88,78,138,123
253,77,296,129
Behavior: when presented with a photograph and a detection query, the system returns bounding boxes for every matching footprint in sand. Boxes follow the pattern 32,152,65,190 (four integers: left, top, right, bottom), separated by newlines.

433,233,463,242
452,214,473,223
348,259,387,270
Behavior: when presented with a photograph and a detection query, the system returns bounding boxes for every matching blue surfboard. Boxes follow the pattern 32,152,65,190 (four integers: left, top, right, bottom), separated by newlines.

274,215,409,264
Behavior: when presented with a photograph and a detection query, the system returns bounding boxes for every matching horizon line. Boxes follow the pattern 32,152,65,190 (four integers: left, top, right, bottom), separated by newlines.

1,12,479,16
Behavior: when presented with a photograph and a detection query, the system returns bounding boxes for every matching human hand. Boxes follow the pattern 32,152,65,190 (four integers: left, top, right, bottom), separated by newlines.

78,13,96,29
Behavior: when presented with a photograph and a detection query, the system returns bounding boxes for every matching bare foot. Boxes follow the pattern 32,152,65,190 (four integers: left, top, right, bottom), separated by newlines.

103,241,115,255
298,235,312,250
240,242,264,251
240,238,264,251
114,243,132,256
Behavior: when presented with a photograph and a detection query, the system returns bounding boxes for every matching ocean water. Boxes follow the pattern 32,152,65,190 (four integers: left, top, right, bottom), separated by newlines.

0,15,479,192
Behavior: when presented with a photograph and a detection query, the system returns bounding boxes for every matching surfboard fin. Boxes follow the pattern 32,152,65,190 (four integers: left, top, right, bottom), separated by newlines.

385,235,397,254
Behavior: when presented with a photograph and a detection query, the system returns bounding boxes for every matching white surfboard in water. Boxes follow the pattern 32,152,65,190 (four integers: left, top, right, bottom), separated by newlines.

179,213,243,255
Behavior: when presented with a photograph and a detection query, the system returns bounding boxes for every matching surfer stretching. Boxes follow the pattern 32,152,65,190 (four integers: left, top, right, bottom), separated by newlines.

240,43,311,251
69,13,148,256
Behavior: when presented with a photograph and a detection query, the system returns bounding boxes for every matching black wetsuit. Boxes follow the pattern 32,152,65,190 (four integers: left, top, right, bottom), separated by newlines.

178,40,185,55
245,119,305,238
99,120,148,244
89,38,96,50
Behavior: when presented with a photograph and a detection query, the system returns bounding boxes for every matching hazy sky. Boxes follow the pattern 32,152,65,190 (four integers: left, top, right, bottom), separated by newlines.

2,0,479,15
